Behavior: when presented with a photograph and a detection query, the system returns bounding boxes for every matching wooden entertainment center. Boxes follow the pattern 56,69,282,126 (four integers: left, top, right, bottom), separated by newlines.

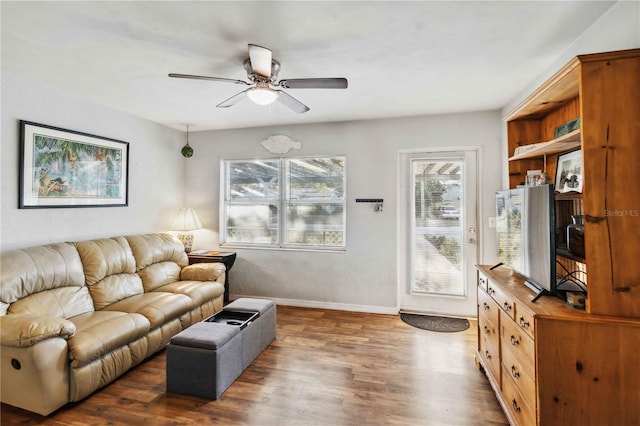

477,48,640,425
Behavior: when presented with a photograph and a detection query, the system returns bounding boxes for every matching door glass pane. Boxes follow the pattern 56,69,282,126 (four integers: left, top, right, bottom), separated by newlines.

412,158,464,296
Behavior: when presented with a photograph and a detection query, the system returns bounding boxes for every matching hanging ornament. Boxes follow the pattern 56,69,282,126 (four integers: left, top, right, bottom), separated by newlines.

181,125,194,158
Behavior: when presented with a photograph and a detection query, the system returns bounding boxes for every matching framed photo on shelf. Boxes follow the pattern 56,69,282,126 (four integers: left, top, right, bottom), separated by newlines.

526,170,542,186
19,120,129,208
555,149,583,193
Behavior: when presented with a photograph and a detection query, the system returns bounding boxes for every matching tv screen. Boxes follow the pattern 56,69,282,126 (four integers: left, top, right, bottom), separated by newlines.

496,185,556,300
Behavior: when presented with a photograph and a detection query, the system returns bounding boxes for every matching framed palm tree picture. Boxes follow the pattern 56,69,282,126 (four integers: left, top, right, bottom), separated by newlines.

19,121,129,208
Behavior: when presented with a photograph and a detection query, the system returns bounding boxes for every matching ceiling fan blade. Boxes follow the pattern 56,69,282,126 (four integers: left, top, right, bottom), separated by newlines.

216,90,248,108
169,73,250,85
278,78,348,89
275,90,310,114
248,44,272,78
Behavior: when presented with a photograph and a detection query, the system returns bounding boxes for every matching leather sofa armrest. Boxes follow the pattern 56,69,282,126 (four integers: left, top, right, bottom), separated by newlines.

180,263,226,282
0,314,76,347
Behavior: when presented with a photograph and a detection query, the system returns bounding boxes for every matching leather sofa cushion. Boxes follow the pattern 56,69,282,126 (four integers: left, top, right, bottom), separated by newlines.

137,261,182,292
75,237,143,308
0,314,76,347
75,237,136,285
85,274,144,311
126,234,188,271
67,311,149,368
154,281,224,307
0,243,88,316
102,292,192,329
126,234,189,291
8,286,95,320
180,263,226,282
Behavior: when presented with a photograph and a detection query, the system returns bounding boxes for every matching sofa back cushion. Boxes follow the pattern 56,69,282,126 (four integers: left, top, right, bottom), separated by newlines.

125,233,188,291
0,243,93,318
75,237,144,310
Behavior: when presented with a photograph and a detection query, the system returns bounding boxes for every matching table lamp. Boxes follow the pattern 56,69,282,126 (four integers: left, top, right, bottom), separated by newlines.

171,207,202,252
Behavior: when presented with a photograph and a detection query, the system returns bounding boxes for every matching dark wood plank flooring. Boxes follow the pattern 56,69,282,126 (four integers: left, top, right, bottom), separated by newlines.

1,306,508,425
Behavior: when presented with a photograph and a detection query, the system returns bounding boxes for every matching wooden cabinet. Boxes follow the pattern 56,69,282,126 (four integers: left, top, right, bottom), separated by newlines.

478,48,640,425
477,285,501,381
476,266,640,426
504,48,640,318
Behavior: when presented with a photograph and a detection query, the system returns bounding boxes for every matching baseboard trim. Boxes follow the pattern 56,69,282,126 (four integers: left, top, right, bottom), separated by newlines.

230,294,399,315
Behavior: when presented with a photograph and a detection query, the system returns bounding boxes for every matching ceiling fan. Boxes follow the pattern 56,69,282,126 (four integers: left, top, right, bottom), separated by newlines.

169,44,348,114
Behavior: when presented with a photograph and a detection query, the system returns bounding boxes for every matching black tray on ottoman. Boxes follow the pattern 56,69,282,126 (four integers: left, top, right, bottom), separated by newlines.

205,310,259,329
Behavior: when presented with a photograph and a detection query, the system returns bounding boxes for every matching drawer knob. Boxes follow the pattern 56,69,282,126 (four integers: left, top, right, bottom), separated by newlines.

511,365,520,378
484,325,491,334
503,302,512,312
510,335,520,346
488,287,496,295
485,350,492,360
512,399,522,413
519,316,530,329
483,302,490,310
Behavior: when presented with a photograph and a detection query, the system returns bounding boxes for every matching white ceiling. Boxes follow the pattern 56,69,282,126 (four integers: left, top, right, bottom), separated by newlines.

1,1,615,132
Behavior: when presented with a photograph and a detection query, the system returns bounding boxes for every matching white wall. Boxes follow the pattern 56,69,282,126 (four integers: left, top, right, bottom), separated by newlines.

1,74,185,251
500,0,640,187
185,111,502,312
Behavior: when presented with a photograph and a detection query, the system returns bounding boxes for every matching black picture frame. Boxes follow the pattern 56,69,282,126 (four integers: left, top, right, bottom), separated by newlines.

19,120,129,208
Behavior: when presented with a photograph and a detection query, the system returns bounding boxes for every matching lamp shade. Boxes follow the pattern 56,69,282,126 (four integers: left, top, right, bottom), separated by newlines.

171,208,202,231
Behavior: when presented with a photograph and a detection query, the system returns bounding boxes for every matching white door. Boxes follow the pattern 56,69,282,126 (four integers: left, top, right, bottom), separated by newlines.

398,149,478,317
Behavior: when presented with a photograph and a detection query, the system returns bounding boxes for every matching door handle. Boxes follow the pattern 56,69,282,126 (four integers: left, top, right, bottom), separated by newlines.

468,226,476,244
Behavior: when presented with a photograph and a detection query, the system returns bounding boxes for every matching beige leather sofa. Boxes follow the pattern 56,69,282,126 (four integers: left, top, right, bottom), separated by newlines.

0,233,226,415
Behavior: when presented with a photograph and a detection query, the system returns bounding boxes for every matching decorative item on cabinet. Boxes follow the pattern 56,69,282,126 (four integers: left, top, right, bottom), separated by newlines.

553,117,580,138
555,150,582,193
566,215,585,257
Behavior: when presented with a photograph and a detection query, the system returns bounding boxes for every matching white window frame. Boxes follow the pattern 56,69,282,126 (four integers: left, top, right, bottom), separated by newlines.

220,155,346,251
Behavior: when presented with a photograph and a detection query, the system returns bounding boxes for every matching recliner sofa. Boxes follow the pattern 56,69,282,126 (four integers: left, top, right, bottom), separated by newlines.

0,233,226,415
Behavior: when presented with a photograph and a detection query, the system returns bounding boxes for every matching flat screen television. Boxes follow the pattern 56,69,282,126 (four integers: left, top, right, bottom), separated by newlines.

495,185,557,302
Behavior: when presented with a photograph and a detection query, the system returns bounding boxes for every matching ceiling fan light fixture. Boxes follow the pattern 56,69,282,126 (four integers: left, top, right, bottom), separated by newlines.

246,85,278,106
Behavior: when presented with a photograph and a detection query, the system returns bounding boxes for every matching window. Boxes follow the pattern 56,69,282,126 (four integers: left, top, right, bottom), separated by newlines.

221,156,346,249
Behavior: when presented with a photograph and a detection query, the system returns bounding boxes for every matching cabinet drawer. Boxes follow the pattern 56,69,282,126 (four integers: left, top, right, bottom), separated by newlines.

502,343,536,405
478,288,499,332
487,280,515,320
479,333,501,383
502,365,536,426
515,304,535,340
478,271,489,292
501,313,535,379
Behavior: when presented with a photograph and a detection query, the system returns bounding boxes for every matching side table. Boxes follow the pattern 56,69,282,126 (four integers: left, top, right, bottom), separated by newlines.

187,251,236,304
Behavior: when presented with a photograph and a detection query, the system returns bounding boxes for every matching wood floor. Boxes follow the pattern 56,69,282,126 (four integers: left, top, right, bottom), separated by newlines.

1,306,508,425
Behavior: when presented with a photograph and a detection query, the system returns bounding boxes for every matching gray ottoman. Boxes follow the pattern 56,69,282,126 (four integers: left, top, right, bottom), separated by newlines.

166,321,242,400
224,298,277,369
166,298,276,400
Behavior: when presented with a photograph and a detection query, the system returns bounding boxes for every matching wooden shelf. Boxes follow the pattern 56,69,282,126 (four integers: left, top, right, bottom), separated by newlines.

504,57,580,121
555,192,582,201
509,129,581,161
556,248,585,263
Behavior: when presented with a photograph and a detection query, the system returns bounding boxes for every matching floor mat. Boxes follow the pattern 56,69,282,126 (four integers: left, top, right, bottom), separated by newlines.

400,313,470,332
